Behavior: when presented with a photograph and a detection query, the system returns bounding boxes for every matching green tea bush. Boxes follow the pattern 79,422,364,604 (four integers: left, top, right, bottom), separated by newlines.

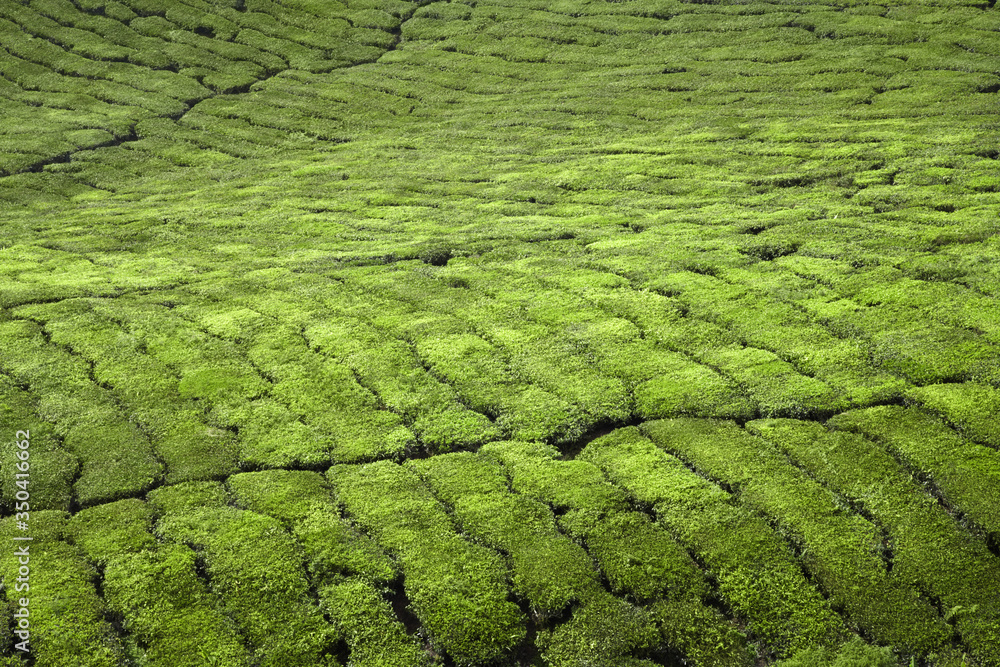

234,28,332,71
329,461,525,664
0,512,124,666
579,427,849,656
584,510,706,603
19,301,240,483
225,469,424,664
649,597,756,667
748,419,1000,667
89,296,267,401
154,499,337,666
66,499,157,565
643,418,949,653
0,378,76,512
128,15,181,39
347,264,631,432
480,440,629,525
0,319,163,505
164,3,240,40
649,265,906,405
69,12,144,49
102,544,255,666
829,405,1000,544
410,452,599,616
461,263,755,421
775,637,897,667
146,479,229,515
227,469,397,585
303,316,499,452
631,349,755,419
31,0,96,25
240,321,412,463
416,332,577,441
225,397,334,469
168,28,284,72
702,344,847,418
319,578,428,667
4,0,1000,662
227,468,333,524
907,382,1000,446
180,106,295,149
536,587,661,667
480,439,756,662
850,286,1000,378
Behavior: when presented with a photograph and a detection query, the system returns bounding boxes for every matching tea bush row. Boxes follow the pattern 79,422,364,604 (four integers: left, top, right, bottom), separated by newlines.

411,448,685,666
200,302,413,465
642,418,950,654
148,481,338,666
432,259,754,420
0,0,410,173
304,271,582,442
0,512,123,666
329,460,526,664
829,404,1000,548
472,259,851,419
192,284,497,458
68,499,254,666
197,265,493,438
0,16,208,102
478,440,757,665
0,375,76,512
0,318,162,506
74,295,340,470
301,313,501,453
652,266,907,406
227,470,428,666
749,419,1000,667
906,382,1000,447
0,44,181,117
409,451,599,617
12,299,239,483
577,427,851,657
344,262,754,428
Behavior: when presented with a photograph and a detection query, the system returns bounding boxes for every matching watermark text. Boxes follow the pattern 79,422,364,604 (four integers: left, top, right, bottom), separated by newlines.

12,430,31,654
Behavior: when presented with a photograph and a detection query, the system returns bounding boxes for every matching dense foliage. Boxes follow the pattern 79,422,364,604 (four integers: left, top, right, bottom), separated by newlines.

1,0,999,664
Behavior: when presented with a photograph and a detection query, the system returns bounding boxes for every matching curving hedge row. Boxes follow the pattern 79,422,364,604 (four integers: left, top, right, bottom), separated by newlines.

577,426,850,657
0,376,76,512
0,512,123,666
13,299,239,483
329,460,525,664
228,470,427,666
69,499,253,666
829,404,1000,546
749,418,1000,667
480,439,756,665
149,481,338,666
0,318,162,506
410,451,599,618
642,417,949,653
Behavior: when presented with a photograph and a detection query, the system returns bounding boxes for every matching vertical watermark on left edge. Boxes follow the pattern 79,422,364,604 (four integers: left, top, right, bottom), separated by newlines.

12,429,31,654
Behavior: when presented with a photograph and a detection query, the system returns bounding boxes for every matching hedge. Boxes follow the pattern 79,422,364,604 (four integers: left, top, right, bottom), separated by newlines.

579,426,849,657
329,461,525,664
748,418,1000,666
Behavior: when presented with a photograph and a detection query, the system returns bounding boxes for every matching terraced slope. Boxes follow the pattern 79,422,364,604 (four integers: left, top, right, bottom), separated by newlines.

1,0,999,665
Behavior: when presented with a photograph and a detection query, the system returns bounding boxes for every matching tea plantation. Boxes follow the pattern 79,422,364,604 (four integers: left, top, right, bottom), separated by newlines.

1,0,999,664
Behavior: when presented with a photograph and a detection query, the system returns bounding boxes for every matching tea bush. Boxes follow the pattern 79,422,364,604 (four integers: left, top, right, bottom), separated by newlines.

748,419,1000,667
3,0,1000,661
